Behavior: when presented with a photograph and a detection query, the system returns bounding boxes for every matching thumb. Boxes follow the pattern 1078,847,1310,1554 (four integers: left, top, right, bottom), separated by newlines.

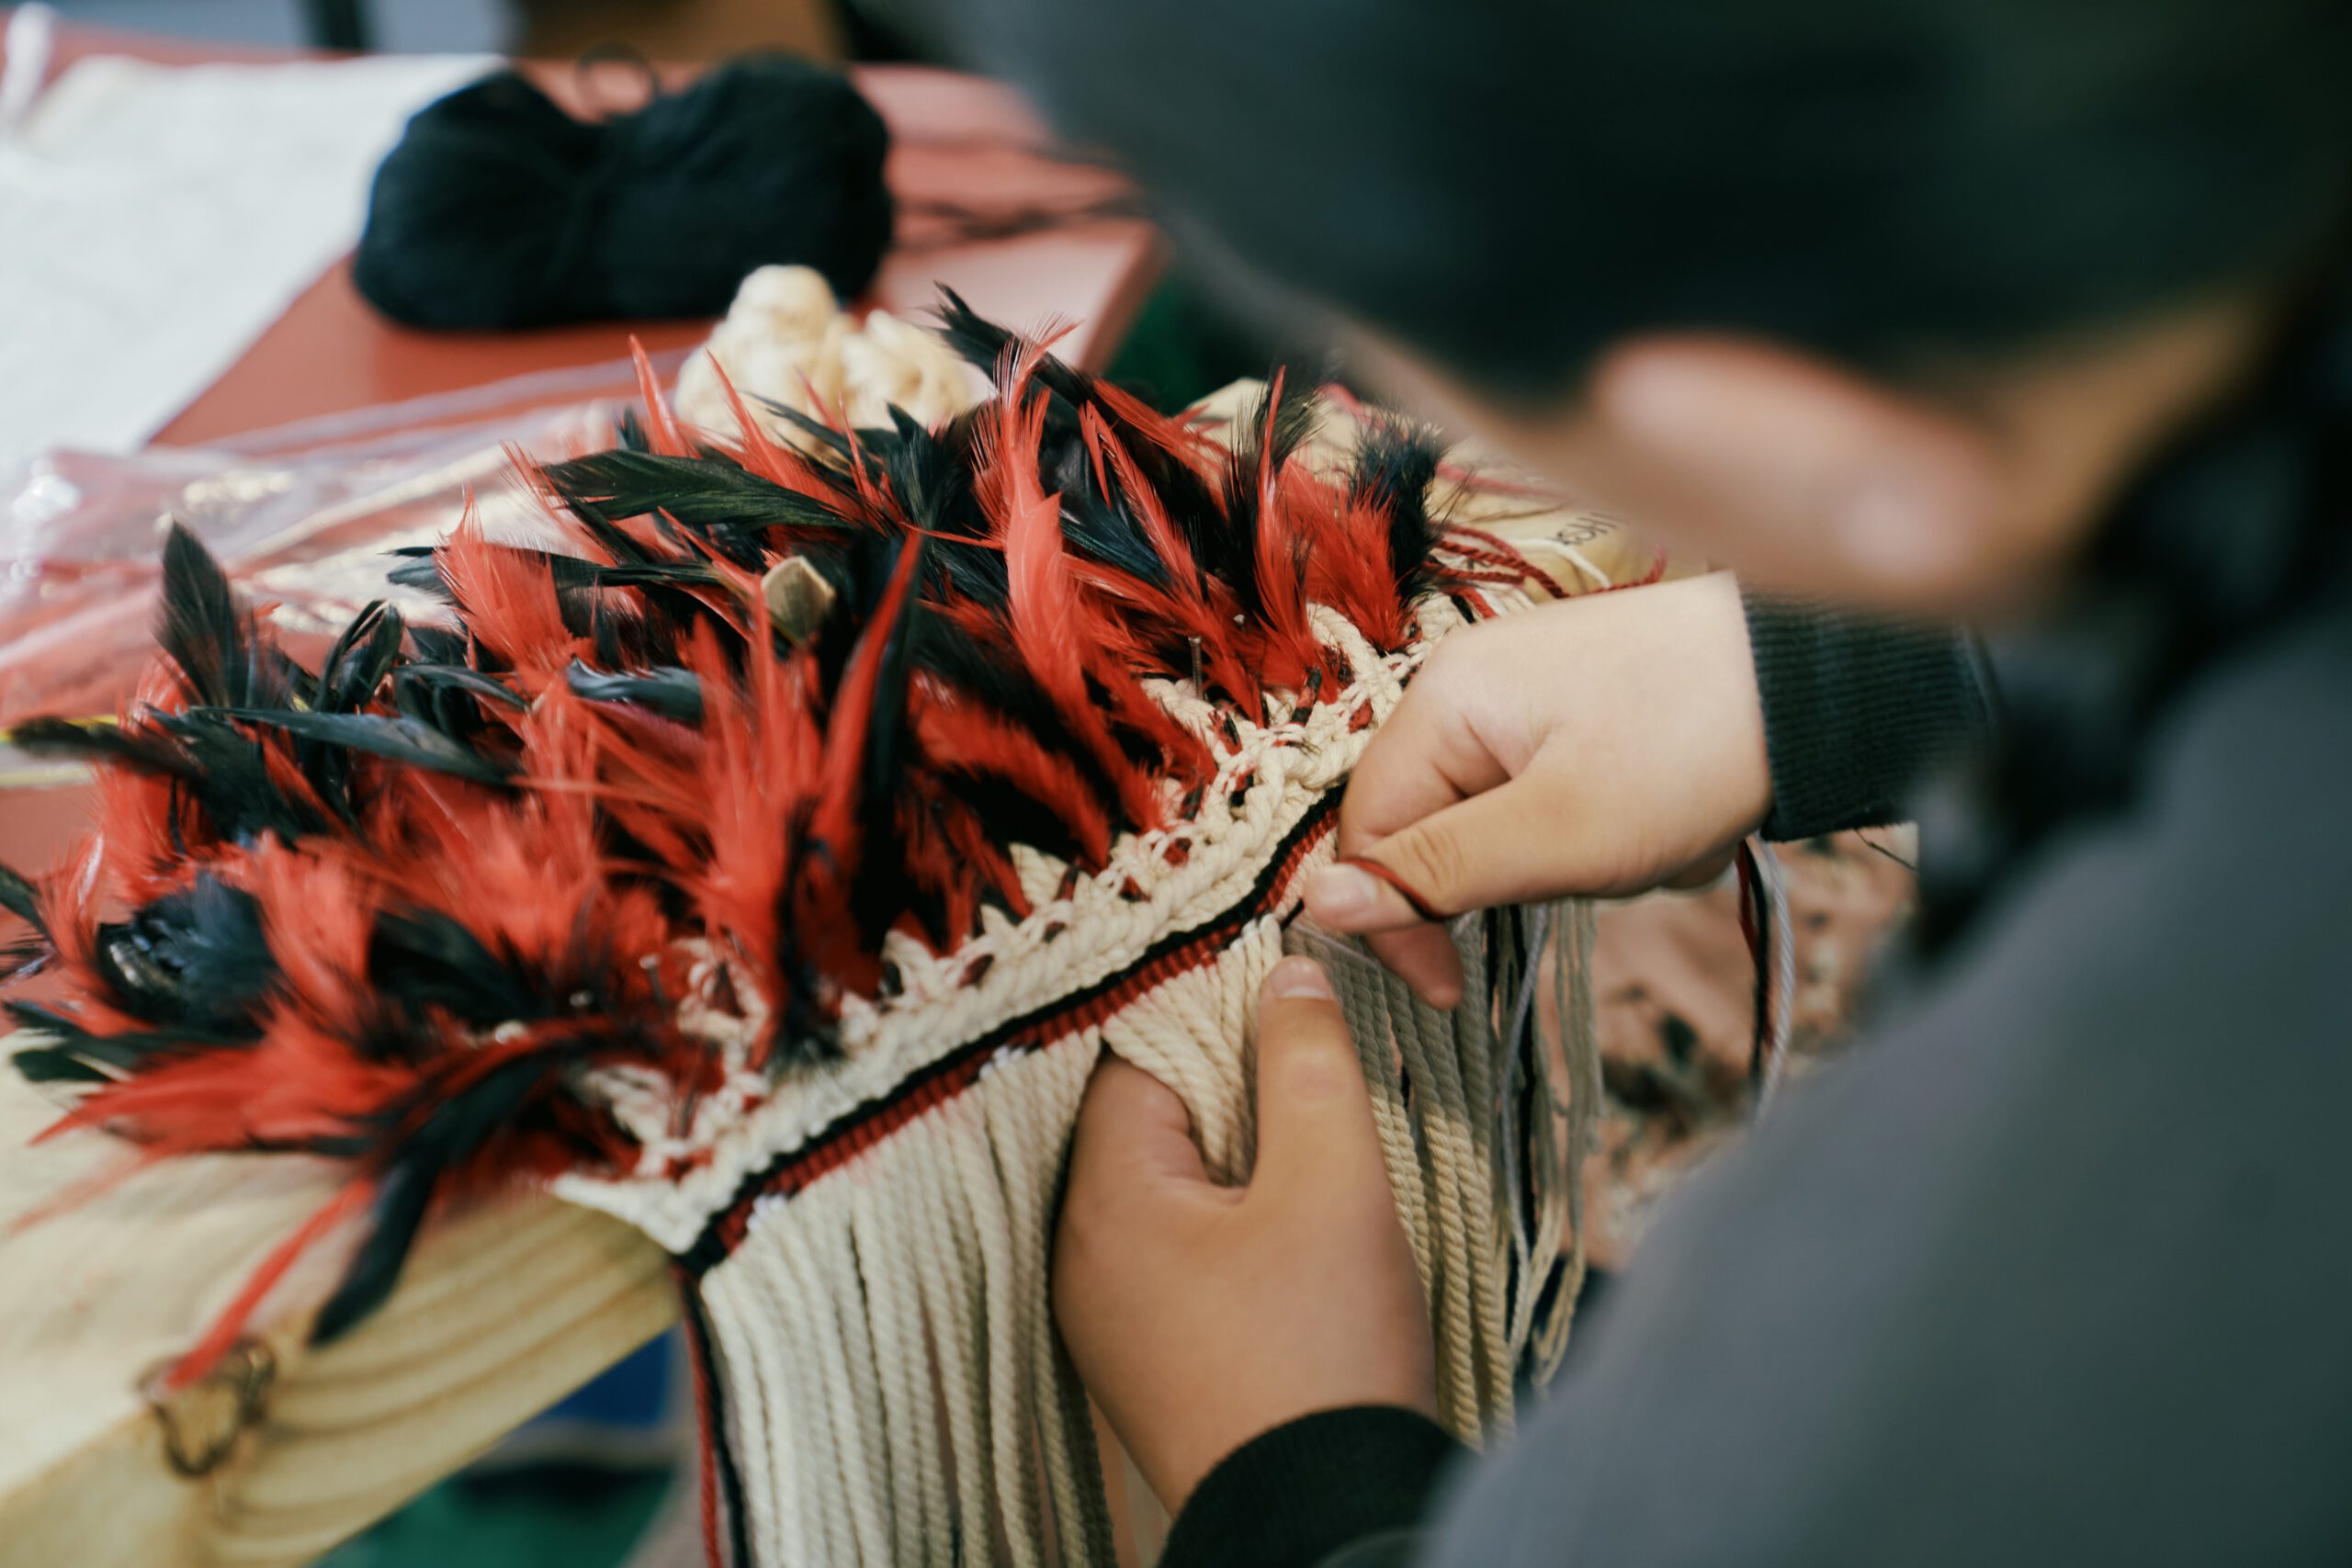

1249,957,1389,1202
1067,1055,1213,1215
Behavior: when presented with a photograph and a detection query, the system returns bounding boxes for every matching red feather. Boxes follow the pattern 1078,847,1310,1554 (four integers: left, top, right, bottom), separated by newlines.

1084,410,1261,704
988,386,1168,823
1247,371,1324,689
631,339,695,458
909,681,1114,867
249,841,380,1038
992,392,1092,723
435,510,576,678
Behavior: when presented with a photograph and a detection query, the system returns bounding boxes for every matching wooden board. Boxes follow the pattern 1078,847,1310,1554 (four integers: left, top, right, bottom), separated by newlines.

0,1068,675,1568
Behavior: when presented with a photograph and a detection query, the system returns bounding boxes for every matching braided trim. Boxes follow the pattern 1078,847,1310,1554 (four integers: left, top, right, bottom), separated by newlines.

562,592,1494,1246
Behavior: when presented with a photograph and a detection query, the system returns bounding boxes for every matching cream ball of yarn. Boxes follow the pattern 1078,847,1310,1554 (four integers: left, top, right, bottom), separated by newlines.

673,265,987,445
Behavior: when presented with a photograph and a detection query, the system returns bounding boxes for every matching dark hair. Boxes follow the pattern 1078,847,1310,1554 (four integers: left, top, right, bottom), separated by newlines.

944,0,2352,396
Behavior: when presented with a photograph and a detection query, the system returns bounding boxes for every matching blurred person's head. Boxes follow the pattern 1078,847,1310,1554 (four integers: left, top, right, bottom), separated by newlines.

944,0,2352,613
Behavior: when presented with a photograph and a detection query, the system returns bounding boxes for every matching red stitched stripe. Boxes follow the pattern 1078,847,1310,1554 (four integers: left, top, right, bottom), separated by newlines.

673,1264,728,1568
700,810,1337,1261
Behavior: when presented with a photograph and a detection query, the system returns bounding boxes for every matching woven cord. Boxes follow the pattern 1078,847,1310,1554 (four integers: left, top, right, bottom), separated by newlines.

1449,918,1518,1430
1532,898,1600,1381
686,874,1597,1561
979,1038,1119,1562
849,1169,952,1565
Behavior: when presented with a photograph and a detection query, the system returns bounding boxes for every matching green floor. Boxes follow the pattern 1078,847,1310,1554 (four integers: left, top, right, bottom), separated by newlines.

320,1465,674,1568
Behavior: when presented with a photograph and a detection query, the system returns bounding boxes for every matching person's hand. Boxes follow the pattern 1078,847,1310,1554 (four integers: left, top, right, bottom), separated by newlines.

1306,570,1771,1006
1052,956,1438,1513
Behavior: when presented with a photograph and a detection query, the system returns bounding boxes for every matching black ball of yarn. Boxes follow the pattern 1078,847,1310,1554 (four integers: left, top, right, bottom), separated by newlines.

353,56,894,330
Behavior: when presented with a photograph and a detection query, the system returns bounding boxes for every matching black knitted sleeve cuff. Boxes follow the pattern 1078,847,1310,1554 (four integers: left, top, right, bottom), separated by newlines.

1159,1405,1462,1568
1741,591,1995,841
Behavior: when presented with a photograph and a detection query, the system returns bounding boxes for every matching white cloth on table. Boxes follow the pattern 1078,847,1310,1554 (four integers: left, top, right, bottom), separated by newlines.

0,27,490,475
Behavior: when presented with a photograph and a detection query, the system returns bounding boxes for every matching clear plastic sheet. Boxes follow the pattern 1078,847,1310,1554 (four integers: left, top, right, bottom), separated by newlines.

0,399,624,728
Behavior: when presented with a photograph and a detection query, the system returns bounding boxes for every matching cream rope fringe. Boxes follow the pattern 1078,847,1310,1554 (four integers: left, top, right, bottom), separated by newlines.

702,1031,1109,1568
695,888,1596,1565
1288,898,1596,1442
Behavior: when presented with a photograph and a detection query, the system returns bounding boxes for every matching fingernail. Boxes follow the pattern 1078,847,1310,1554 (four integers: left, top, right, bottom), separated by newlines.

1307,863,1379,920
1267,956,1334,1000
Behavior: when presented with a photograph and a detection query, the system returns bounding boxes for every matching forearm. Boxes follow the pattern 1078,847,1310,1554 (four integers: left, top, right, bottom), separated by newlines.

1159,1405,1459,1568
1740,591,1994,840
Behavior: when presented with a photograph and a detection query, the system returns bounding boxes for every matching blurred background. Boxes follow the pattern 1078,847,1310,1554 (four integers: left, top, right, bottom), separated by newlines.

42,0,893,59
42,1,511,52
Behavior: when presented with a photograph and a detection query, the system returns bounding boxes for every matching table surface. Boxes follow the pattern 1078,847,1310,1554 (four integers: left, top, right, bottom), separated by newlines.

28,18,1163,448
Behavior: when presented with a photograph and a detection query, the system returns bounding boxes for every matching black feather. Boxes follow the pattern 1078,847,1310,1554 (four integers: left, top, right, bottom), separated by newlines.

0,863,44,936
19,712,324,844
932,288,1094,416
0,942,48,987
909,615,1062,734
757,400,859,465
153,714,331,843
368,908,538,1030
317,604,406,715
555,490,655,570
857,538,923,839
300,604,411,826
922,765,1087,864
1052,451,1174,590
273,649,322,709
158,522,275,710
204,709,516,785
589,560,724,591
391,663,528,711
309,1161,433,1346
10,1043,113,1084
6,1000,99,1045
871,409,967,532
7,716,199,781
6,999,249,1077
868,410,1013,607
93,876,275,1035
409,543,715,645
386,549,449,597
1350,418,1446,603
542,450,852,539
1214,378,1321,617
905,614,1124,819
311,1045,571,1344
929,289,1217,569
406,624,469,665
565,660,706,723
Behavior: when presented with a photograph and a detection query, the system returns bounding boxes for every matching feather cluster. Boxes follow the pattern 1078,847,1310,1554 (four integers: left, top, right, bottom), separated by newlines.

0,297,1515,1383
